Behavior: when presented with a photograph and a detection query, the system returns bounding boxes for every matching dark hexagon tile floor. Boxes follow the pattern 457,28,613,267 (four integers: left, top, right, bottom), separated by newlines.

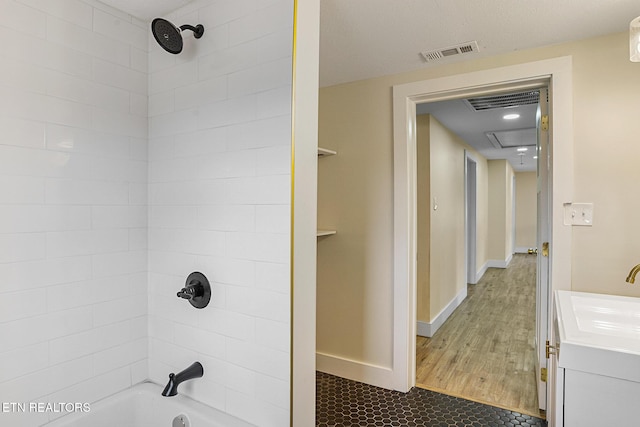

316,372,547,427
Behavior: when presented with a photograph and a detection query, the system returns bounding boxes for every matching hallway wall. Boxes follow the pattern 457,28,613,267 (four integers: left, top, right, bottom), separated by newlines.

416,115,431,324
488,160,515,265
416,115,508,332
515,172,537,252
427,116,466,320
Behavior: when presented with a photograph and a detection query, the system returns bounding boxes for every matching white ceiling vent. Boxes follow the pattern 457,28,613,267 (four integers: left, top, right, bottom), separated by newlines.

420,41,479,62
486,128,537,149
466,90,540,111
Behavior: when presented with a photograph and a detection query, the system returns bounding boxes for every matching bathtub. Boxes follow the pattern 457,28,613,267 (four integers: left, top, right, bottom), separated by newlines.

43,382,254,427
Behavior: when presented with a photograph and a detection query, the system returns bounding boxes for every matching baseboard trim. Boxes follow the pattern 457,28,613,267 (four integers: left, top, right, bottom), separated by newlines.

416,286,468,338
485,253,513,269
515,246,533,254
316,352,395,390
475,262,489,283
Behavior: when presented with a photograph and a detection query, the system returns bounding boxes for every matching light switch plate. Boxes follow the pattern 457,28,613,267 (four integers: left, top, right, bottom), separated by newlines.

563,202,594,226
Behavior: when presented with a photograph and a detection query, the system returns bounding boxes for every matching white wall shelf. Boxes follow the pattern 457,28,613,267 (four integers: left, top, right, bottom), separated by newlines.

317,147,337,238
318,147,337,157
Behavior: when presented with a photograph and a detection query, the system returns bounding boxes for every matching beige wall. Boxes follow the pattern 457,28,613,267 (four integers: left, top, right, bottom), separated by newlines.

317,31,640,371
506,164,515,258
416,115,431,322
416,115,492,324
515,172,537,250
427,116,466,319
416,115,467,322
316,77,394,366
488,160,515,263
475,154,490,275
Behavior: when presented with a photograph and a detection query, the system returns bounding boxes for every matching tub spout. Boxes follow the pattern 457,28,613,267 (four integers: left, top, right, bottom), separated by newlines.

161,361,204,397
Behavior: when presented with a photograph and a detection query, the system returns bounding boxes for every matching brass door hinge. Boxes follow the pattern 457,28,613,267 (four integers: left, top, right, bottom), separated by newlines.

541,115,549,131
542,242,549,257
546,340,558,358
541,367,547,382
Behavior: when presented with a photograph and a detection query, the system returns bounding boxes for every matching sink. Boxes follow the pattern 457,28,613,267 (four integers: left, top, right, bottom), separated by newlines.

565,292,640,341
555,290,640,382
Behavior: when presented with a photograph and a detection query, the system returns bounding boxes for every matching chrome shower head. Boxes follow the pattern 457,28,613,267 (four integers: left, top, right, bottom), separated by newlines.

151,18,204,54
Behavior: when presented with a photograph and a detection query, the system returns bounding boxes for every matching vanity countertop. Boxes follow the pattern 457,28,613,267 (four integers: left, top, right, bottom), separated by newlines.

555,290,640,381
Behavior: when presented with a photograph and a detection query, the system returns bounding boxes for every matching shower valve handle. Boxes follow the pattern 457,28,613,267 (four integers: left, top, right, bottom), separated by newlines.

176,286,195,300
176,272,211,309
177,280,202,300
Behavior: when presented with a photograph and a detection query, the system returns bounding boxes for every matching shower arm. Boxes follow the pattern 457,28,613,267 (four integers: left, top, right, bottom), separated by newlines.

179,24,204,38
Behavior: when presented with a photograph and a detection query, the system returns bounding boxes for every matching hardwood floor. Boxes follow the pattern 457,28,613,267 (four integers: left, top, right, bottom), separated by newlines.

416,253,544,418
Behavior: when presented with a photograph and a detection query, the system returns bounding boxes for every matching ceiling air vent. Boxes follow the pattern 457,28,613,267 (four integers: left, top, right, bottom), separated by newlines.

486,128,537,149
466,90,540,111
420,41,479,62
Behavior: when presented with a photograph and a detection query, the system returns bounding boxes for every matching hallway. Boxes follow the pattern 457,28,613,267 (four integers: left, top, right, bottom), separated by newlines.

416,254,542,418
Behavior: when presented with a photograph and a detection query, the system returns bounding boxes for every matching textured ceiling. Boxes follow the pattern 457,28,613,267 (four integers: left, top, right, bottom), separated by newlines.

320,0,640,86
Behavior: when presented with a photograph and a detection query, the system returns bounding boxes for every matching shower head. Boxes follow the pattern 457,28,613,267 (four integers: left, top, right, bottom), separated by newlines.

151,18,204,54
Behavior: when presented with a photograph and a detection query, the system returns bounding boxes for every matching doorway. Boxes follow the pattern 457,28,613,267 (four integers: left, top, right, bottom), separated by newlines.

413,88,541,416
391,57,574,424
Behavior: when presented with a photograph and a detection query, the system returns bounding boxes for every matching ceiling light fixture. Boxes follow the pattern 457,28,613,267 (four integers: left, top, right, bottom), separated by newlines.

533,156,539,159
631,16,640,62
503,113,520,120
517,147,528,152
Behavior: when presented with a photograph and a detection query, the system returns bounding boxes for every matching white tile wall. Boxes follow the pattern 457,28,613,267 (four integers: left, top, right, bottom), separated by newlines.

1,0,293,425
147,1,293,426
0,1,148,425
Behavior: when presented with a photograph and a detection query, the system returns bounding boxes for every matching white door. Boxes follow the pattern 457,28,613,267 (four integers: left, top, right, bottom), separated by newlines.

549,298,564,426
535,87,551,411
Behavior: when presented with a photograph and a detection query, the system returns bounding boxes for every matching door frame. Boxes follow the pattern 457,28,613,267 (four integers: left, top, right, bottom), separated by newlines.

391,57,574,416
512,174,517,255
465,152,478,284
535,87,551,410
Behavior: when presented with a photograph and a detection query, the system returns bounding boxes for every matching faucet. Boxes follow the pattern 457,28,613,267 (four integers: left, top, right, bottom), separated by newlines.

161,362,204,397
626,264,640,284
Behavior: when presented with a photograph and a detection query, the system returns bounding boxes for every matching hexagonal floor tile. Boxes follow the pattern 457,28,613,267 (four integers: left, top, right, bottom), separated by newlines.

316,372,547,427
